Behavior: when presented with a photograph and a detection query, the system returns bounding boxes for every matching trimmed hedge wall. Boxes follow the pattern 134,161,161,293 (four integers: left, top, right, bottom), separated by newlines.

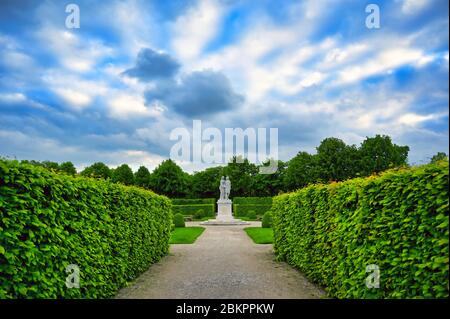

233,197,273,218
233,204,272,217
233,197,272,205
172,204,215,217
272,162,449,298
0,160,172,298
171,198,215,205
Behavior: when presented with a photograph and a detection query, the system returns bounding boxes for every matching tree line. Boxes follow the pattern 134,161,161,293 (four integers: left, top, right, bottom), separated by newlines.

20,135,448,198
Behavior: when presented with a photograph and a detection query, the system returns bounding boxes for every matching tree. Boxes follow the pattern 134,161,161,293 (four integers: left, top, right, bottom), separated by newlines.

284,152,317,191
80,162,112,179
430,152,448,163
315,138,359,182
112,164,134,185
223,156,258,197
41,161,60,171
190,166,224,198
253,159,287,196
134,166,151,188
149,159,189,197
59,161,77,175
358,135,409,176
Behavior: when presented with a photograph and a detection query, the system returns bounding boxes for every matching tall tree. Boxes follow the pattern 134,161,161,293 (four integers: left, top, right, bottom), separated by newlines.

223,156,258,197
59,161,77,175
41,161,60,171
80,162,112,179
190,166,224,198
284,152,317,190
134,166,151,188
112,164,134,185
430,152,448,163
149,159,189,197
358,135,409,175
253,159,287,196
315,138,359,182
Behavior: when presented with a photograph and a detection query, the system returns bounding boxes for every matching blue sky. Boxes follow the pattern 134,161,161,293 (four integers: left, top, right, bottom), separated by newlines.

0,0,448,172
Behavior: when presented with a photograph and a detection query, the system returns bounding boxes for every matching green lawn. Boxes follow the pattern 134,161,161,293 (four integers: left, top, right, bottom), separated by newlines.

169,227,205,244
244,227,274,244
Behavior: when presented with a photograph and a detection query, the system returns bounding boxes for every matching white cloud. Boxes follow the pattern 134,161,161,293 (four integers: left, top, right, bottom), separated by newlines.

401,0,430,15
338,48,427,84
108,94,162,119
54,88,92,110
397,112,445,126
35,25,114,73
171,0,224,61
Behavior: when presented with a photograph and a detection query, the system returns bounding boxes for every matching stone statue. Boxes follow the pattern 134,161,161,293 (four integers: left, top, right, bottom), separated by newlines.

219,176,226,200
225,176,231,200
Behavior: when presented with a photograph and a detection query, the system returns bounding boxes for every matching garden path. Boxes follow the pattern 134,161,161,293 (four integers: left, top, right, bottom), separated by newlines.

116,222,325,299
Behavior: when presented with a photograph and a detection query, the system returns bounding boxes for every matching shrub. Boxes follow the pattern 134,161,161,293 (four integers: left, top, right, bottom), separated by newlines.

272,162,449,298
261,211,273,228
246,210,257,220
233,197,273,205
172,204,215,217
172,198,215,205
173,213,185,228
233,204,271,217
193,209,206,220
233,197,272,218
0,159,172,299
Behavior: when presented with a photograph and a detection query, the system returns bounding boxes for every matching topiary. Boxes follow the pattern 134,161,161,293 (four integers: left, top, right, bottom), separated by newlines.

246,210,257,220
173,213,185,227
261,211,273,228
193,209,205,220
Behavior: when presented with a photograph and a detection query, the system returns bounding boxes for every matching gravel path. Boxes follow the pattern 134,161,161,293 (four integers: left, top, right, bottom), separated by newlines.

116,222,325,299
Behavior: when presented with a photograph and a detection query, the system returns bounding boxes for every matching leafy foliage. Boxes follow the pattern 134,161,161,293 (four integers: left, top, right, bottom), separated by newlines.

112,164,134,185
430,152,448,163
173,213,185,228
261,211,273,228
149,159,189,198
233,197,272,218
58,162,77,175
172,204,215,217
80,162,112,179
272,162,449,298
0,159,172,298
172,198,215,205
134,166,151,188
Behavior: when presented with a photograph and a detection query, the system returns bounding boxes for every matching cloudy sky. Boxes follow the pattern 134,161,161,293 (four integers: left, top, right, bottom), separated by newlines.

0,0,448,172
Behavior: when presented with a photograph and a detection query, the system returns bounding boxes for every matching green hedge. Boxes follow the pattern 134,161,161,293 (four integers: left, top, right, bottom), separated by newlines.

233,204,272,217
233,197,272,218
0,159,172,298
172,204,215,217
171,198,215,205
272,162,449,298
233,197,272,205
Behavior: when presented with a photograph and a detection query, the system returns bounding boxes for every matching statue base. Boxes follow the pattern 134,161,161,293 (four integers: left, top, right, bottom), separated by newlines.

200,199,250,226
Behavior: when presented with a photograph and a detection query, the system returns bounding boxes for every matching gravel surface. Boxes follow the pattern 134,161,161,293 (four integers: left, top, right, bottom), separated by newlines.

116,222,325,299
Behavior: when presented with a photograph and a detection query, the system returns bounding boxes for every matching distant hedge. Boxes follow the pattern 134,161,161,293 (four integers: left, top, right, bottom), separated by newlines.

233,204,272,217
233,197,272,205
172,204,215,217
171,198,215,205
233,197,272,218
0,159,172,298
272,162,449,298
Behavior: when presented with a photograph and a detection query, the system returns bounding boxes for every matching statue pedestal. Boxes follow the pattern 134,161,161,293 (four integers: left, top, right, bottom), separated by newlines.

216,199,233,221
200,199,250,226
